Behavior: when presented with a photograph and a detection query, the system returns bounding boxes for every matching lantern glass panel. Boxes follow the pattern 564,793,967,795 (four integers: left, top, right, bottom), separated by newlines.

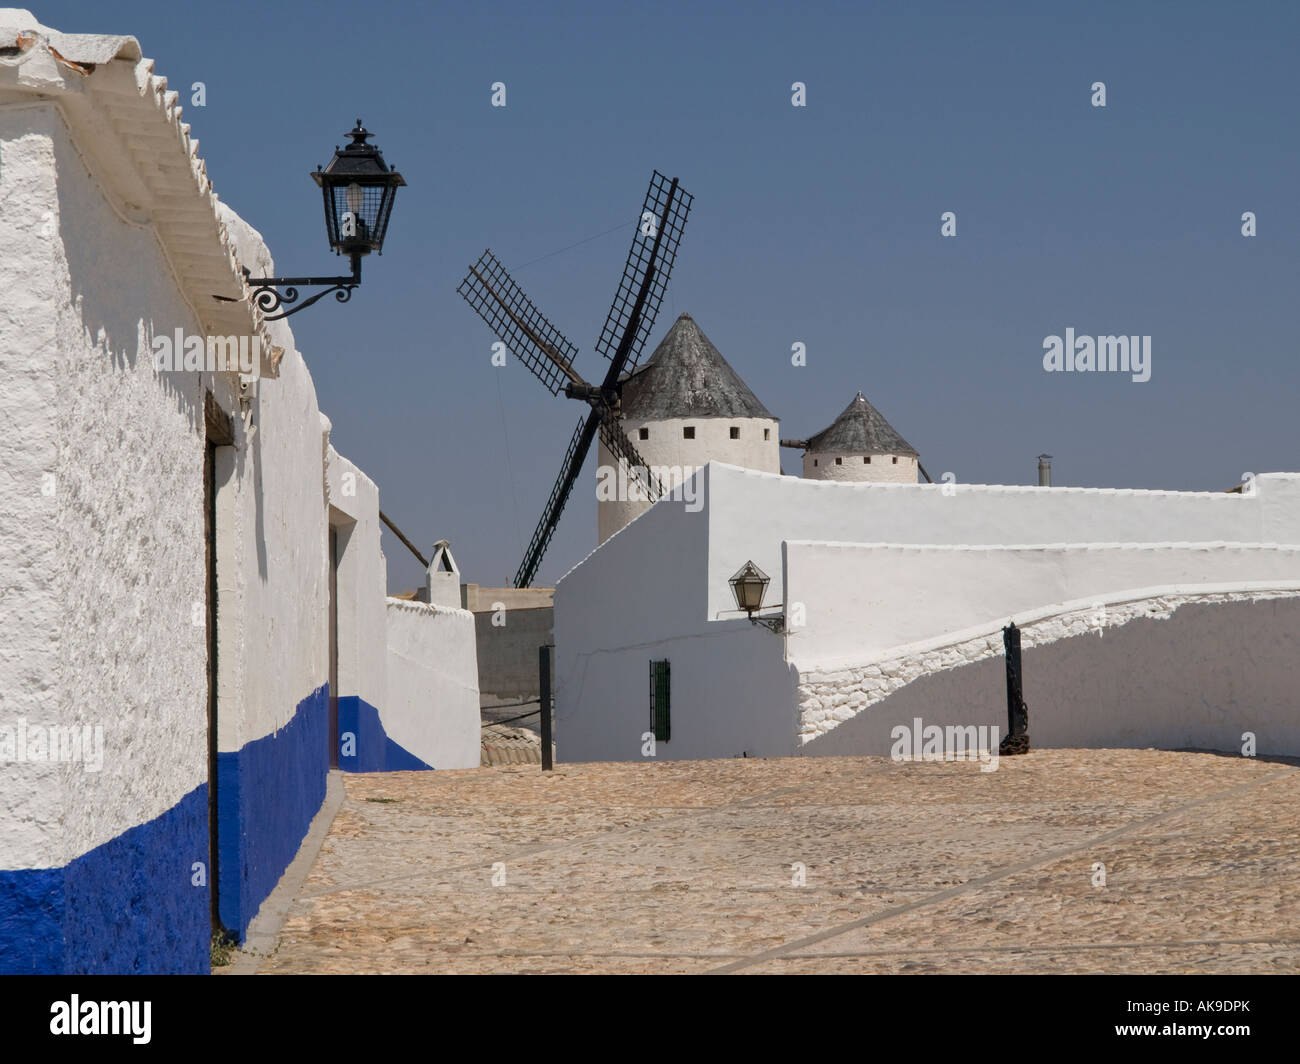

321,179,396,255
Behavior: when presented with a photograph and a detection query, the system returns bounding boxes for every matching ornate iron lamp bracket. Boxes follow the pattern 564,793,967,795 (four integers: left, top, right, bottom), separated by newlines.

749,611,785,634
242,252,363,321
721,604,786,633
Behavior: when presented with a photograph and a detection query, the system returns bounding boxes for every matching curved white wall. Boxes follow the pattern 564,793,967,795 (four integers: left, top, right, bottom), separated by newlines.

783,539,1300,672
801,592,1300,758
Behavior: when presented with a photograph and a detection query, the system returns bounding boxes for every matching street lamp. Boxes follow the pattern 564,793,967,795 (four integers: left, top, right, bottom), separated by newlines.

728,561,784,633
240,120,406,320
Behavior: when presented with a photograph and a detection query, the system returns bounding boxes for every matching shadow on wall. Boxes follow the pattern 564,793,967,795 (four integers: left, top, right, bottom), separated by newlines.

53,130,266,575
804,596,1300,758
55,129,200,432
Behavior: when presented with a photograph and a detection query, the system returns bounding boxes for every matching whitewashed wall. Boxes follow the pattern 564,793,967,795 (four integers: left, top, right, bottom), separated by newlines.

556,475,798,762
1,99,211,879
703,463,1298,621
203,209,334,948
555,462,1300,763
324,442,387,713
783,540,1300,671
219,208,332,740
324,444,481,771
385,600,480,769
0,92,266,972
801,589,1300,757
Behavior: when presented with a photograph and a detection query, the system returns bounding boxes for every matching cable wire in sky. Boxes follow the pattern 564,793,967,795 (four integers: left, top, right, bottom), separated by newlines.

515,219,634,271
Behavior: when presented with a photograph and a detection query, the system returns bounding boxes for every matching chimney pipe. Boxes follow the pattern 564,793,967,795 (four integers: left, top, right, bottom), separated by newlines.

1037,454,1052,487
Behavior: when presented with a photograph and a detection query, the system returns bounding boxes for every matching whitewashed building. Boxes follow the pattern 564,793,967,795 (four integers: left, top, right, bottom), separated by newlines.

557,462,1300,762
0,11,478,974
559,340,1300,763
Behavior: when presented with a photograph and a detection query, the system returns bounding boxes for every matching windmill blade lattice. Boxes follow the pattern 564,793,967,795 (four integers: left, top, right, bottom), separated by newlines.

459,171,691,586
457,249,582,396
598,416,663,502
515,412,602,590
595,171,693,374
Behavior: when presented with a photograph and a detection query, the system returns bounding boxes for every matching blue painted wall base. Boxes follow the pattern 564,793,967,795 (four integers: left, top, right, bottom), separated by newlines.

0,784,209,975
217,684,329,941
337,695,433,772
0,682,432,971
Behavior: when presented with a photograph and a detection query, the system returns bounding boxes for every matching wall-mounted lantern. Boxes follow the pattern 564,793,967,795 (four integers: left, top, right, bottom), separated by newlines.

728,560,784,633
239,120,406,320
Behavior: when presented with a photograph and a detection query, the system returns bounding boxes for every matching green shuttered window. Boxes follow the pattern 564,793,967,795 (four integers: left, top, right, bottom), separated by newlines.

649,659,671,742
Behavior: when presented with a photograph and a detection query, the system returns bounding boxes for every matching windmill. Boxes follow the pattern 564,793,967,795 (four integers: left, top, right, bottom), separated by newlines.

458,171,693,588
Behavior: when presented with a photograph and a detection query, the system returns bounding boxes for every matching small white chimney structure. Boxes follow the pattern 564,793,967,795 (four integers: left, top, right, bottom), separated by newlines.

423,539,461,607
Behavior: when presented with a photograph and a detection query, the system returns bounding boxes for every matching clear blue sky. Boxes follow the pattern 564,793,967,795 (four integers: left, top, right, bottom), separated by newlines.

36,0,1300,590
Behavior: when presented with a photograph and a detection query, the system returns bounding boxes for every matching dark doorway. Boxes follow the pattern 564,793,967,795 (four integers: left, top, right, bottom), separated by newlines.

328,525,340,768
204,393,233,935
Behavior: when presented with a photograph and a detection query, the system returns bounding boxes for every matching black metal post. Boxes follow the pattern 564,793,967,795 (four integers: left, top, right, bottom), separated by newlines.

1001,621,1031,755
538,644,553,771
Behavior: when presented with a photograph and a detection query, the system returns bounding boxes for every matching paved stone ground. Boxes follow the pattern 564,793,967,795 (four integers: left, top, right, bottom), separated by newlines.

255,750,1300,974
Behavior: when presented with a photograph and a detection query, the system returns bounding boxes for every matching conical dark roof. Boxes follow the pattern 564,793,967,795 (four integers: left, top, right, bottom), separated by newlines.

619,314,775,420
805,392,918,456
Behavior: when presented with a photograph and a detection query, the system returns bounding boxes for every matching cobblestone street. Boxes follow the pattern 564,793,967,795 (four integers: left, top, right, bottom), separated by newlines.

251,750,1300,974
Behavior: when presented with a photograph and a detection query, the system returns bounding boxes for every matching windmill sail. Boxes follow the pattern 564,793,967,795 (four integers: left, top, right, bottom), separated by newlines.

460,172,692,587
595,171,693,375
515,414,662,590
598,415,663,502
515,412,602,589
457,249,583,396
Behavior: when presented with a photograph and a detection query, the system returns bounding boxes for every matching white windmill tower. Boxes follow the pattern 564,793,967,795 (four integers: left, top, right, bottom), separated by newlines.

597,313,780,542
785,391,923,483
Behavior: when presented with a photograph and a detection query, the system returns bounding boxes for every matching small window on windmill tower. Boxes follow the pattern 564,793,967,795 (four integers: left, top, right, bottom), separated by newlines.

639,427,649,440
865,456,872,464
835,457,842,465
730,426,740,440
764,428,771,440
683,426,695,440
892,456,898,464
649,660,670,742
